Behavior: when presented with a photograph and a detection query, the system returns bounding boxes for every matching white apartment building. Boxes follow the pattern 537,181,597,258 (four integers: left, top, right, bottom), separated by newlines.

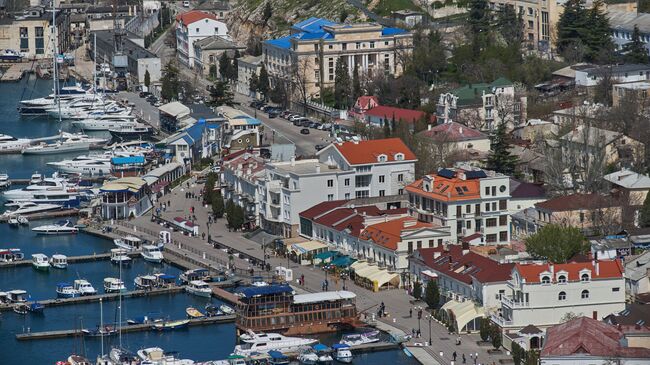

492,260,626,330
221,150,267,228
236,55,262,98
406,167,512,244
259,138,417,237
175,10,229,68
262,17,413,99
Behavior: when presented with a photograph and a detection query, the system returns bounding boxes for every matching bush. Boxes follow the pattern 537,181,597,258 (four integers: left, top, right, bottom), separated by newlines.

413,281,422,299
490,323,502,349
479,317,491,342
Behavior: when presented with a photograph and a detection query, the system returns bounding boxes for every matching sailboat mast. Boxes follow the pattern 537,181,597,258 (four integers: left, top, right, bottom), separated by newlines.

100,297,104,357
51,0,61,123
118,259,122,348
93,33,97,93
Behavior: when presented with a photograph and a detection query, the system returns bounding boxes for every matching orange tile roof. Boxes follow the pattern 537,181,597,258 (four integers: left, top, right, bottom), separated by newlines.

359,217,431,250
515,260,623,283
176,10,218,25
406,176,481,202
332,138,416,165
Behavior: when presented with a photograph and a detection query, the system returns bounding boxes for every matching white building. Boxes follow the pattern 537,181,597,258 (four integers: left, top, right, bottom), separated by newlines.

221,150,266,229
175,10,229,68
625,251,650,300
236,55,262,98
259,138,417,237
574,64,650,87
492,260,626,330
406,167,512,244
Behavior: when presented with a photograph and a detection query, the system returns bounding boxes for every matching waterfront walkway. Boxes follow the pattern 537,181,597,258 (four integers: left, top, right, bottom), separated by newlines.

103,177,510,365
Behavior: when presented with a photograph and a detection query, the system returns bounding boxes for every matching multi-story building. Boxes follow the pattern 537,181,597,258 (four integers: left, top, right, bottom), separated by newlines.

609,10,650,56
612,82,650,108
236,55,262,98
560,125,645,169
0,6,69,59
406,167,512,244
175,10,229,68
492,260,626,330
262,17,413,101
419,122,491,153
604,169,650,227
259,138,417,237
221,149,267,229
487,0,557,51
193,35,245,77
216,106,262,150
436,77,526,131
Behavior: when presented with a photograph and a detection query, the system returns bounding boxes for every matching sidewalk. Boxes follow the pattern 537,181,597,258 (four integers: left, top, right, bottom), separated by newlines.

120,177,509,365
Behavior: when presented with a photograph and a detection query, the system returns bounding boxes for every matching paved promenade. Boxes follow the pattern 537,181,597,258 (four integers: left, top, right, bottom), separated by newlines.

110,176,508,365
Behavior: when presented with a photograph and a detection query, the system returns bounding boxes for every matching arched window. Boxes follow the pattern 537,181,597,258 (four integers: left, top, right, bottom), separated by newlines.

558,275,567,283
558,291,566,301
541,276,550,284
581,290,590,299
581,273,590,282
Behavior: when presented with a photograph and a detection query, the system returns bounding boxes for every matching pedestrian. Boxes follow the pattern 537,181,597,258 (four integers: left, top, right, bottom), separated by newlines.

409,308,412,318
416,329,420,338
462,354,466,364
202,232,205,240
457,335,461,345
453,351,457,361
411,328,415,337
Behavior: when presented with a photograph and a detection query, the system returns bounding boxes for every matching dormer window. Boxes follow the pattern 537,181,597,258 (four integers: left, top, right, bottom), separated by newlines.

541,276,550,284
558,275,567,283
377,154,387,162
581,272,590,282
395,153,404,161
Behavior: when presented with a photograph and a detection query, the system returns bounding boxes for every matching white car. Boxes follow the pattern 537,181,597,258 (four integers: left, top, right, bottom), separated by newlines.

183,0,190,7
289,115,303,122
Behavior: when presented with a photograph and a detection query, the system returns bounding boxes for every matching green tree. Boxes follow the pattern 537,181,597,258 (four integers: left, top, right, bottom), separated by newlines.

249,72,259,97
227,205,245,230
405,30,446,84
585,0,614,62
209,80,234,106
556,0,588,56
525,350,539,365
490,323,502,349
227,56,238,82
424,280,440,309
383,116,391,138
623,25,650,64
557,0,613,62
334,58,351,109
486,122,519,175
467,0,491,55
412,281,422,300
339,7,349,22
479,317,491,342
160,62,179,101
496,4,523,48
263,1,273,24
208,64,218,79
144,69,151,88
212,190,225,218
257,64,270,101
640,193,650,227
525,224,589,263
352,63,361,102
218,52,230,80
512,342,524,365
225,199,235,219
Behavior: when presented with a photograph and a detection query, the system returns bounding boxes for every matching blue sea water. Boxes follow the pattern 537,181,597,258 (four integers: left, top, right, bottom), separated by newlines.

0,78,420,364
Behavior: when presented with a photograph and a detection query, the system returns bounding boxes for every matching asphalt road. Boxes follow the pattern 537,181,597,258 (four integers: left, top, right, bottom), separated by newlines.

118,91,161,129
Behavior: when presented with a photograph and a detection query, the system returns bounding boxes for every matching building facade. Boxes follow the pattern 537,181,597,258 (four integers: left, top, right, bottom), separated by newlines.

99,177,152,220
193,35,244,77
175,10,229,68
236,55,262,98
406,167,512,244
221,150,266,229
0,6,69,59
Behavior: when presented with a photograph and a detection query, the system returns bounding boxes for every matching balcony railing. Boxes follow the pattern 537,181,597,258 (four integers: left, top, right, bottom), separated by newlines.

490,314,513,327
501,296,530,308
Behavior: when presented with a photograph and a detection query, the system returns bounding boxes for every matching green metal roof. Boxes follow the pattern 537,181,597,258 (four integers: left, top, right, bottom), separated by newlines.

449,78,513,106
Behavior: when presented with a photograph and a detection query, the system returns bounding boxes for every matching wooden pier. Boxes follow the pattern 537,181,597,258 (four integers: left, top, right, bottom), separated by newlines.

15,314,236,341
211,286,241,306
0,251,140,268
0,63,30,82
0,209,79,223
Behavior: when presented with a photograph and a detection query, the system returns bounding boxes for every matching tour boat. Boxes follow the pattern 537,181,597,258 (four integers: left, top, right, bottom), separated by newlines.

73,279,97,296
137,347,195,363
234,331,319,356
151,319,190,331
2,202,62,216
0,248,24,262
114,235,142,251
141,244,164,263
72,118,137,131
7,289,27,303
185,280,212,298
103,277,126,293
332,344,353,363
0,49,23,61
31,253,50,271
110,248,132,265
186,307,204,319
153,273,176,288
56,283,80,298
47,156,112,176
220,304,234,315
109,123,154,140
32,220,79,235
180,268,212,284
49,254,68,269
134,275,157,290
340,330,381,346
0,134,32,153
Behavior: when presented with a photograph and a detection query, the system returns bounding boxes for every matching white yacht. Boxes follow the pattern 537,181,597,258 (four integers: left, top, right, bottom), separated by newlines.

141,245,164,263
3,174,68,199
73,279,97,296
19,91,93,115
61,102,130,121
136,347,195,365
47,156,112,176
22,133,107,155
45,96,109,119
2,202,61,216
32,220,79,235
110,248,132,265
29,173,44,184
50,254,68,269
32,253,50,271
333,344,353,363
0,173,10,189
0,134,32,153
114,236,142,251
72,118,137,131
103,277,126,293
185,280,212,298
234,331,318,356
340,330,381,346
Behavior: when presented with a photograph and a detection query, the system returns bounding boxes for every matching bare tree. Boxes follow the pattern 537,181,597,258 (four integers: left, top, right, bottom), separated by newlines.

290,57,312,113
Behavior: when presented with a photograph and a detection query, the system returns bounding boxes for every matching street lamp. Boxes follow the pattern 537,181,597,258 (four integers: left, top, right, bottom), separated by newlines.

428,314,432,346
417,306,422,335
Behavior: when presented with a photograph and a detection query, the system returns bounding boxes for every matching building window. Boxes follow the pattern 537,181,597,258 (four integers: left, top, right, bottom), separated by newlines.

499,200,507,210
428,239,434,248
499,231,507,242
612,287,620,292
485,186,490,196
558,275,567,283
344,193,350,199
327,179,334,187
19,27,28,52
370,41,375,49
35,26,44,54
581,273,590,282
486,234,497,243
398,174,404,182
344,178,350,186
581,290,589,299
379,190,385,197
408,241,413,254
398,188,404,195
499,215,507,226
541,276,550,284
355,190,369,199
486,218,497,227
327,194,334,201
379,175,385,183
558,291,566,301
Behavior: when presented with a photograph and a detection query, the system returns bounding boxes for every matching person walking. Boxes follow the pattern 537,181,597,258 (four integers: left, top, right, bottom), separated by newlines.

462,354,466,364
409,308,412,318
453,351,457,361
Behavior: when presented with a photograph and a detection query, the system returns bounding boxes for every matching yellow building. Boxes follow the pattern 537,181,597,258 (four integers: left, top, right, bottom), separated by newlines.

0,7,69,59
262,17,413,101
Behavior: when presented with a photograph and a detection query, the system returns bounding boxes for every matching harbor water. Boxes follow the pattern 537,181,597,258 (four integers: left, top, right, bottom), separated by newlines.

0,76,420,364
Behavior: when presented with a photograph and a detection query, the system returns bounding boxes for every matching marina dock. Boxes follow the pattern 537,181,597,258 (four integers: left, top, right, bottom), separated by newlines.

15,314,237,341
0,251,140,268
0,63,31,82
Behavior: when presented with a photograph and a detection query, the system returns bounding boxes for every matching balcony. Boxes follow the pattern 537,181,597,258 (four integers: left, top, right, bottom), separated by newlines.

490,314,513,327
501,296,530,308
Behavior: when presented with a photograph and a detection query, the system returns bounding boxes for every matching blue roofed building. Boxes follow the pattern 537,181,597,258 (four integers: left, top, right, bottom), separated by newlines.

110,155,146,178
262,18,413,102
166,121,209,165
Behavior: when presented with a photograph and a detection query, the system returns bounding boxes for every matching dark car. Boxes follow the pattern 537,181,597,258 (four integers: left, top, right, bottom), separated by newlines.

315,144,325,151
139,91,151,98
300,119,311,127
268,111,278,119
300,128,310,135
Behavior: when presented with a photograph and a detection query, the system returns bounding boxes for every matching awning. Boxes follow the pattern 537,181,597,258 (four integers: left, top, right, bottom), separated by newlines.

350,261,369,271
442,300,485,332
290,241,328,254
367,270,400,291
315,251,338,260
331,256,356,268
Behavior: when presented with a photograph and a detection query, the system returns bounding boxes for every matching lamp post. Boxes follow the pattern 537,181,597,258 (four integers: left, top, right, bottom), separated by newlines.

417,306,422,335
428,314,432,346
262,237,266,273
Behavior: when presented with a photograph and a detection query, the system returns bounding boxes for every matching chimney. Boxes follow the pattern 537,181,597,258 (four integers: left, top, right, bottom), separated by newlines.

596,261,600,276
316,165,321,173
549,264,554,274
459,126,463,135
462,249,469,255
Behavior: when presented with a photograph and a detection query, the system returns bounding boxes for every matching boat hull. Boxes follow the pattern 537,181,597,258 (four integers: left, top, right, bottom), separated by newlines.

22,143,91,155
185,287,212,298
32,264,50,271
57,292,79,298
33,229,78,235
51,264,68,269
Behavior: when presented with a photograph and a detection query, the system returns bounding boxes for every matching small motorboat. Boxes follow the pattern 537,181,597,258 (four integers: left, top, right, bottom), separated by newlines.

110,248,132,265
56,283,80,298
6,289,27,303
17,215,28,225
332,343,352,363
179,268,212,284
127,312,164,325
134,275,157,290
68,355,92,365
8,216,19,227
28,301,45,314
186,307,204,319
268,350,290,365
0,248,24,262
136,347,194,363
185,280,212,297
0,49,23,61
151,319,190,331
50,254,68,269
13,303,28,315
0,173,10,189
141,244,164,263
205,303,223,317
153,273,176,288
73,279,97,296
298,349,319,365
103,277,126,293
220,304,234,315
82,325,117,337
32,220,79,235
31,253,50,271
312,344,333,364
340,330,381,346
114,235,142,251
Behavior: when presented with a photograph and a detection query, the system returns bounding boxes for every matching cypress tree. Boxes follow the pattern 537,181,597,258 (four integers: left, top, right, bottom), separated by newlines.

640,193,650,227
334,58,351,109
257,64,270,101
623,25,650,64
486,122,519,175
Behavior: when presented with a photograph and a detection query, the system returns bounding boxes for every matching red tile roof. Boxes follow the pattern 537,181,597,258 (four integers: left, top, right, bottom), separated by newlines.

354,96,380,111
412,245,514,284
176,10,218,25
541,317,650,358
332,138,417,165
406,174,481,202
535,193,621,211
515,260,624,283
360,217,432,250
300,202,408,238
420,122,487,142
299,200,347,220
365,105,432,124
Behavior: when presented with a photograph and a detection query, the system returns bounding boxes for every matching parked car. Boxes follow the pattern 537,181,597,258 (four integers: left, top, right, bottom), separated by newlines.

292,120,302,126
281,111,292,119
268,111,278,118
310,122,322,129
300,128,310,135
139,91,151,98
315,144,325,151
300,119,311,127
249,101,263,108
